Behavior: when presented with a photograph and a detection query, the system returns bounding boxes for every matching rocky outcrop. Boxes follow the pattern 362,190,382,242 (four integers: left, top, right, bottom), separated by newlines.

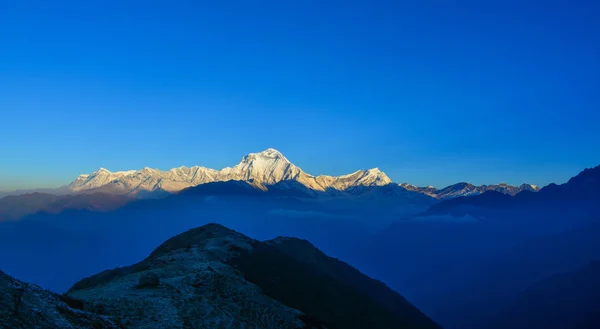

67,224,308,329
0,270,121,329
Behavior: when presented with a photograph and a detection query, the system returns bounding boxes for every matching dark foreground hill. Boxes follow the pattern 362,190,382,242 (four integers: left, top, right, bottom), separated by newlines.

1,223,440,329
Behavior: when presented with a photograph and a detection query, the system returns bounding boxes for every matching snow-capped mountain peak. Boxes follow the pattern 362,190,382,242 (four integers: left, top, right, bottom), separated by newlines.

360,168,392,185
67,149,391,196
366,167,382,174
252,148,286,159
65,149,542,199
397,181,540,199
236,149,291,168
229,148,299,185
398,183,439,197
425,182,541,199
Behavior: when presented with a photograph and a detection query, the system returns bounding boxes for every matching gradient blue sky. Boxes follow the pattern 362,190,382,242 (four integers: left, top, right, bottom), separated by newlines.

1,0,599,190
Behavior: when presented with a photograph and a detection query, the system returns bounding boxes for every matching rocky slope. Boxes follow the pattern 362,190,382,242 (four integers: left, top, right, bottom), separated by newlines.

68,149,392,197
57,223,440,329
66,223,307,329
262,236,441,329
0,270,122,329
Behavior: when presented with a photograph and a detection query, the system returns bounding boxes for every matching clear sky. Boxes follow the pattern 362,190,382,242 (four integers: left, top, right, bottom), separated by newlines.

1,0,599,190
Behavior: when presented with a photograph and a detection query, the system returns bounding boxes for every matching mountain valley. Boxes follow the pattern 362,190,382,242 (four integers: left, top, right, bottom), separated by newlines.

1,150,599,329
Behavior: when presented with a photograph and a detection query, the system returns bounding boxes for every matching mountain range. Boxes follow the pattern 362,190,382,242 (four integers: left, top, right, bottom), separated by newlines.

399,182,540,199
423,164,600,218
67,148,540,198
0,148,541,221
68,148,393,196
1,149,540,201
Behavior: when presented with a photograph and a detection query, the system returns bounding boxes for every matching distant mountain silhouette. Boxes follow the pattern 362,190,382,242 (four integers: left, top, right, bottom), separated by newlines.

400,182,540,199
537,165,600,200
423,190,512,216
0,186,71,198
0,192,132,221
178,179,324,198
353,164,600,329
424,164,600,217
0,178,437,220
492,260,600,329
178,180,265,197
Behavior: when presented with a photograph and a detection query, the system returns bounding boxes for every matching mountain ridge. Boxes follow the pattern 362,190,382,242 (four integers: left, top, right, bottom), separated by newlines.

400,182,540,199
0,149,547,221
61,223,441,329
68,148,393,197
424,164,600,217
66,148,538,199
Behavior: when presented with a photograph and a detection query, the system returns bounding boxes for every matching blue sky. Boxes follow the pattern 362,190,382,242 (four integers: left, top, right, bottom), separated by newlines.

1,0,599,190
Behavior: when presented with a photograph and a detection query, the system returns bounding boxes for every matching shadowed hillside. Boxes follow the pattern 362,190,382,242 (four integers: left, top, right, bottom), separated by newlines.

232,236,441,329
492,260,600,329
56,223,440,329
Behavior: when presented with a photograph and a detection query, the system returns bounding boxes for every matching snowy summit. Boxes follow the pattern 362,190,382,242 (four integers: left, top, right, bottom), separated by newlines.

68,148,391,196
